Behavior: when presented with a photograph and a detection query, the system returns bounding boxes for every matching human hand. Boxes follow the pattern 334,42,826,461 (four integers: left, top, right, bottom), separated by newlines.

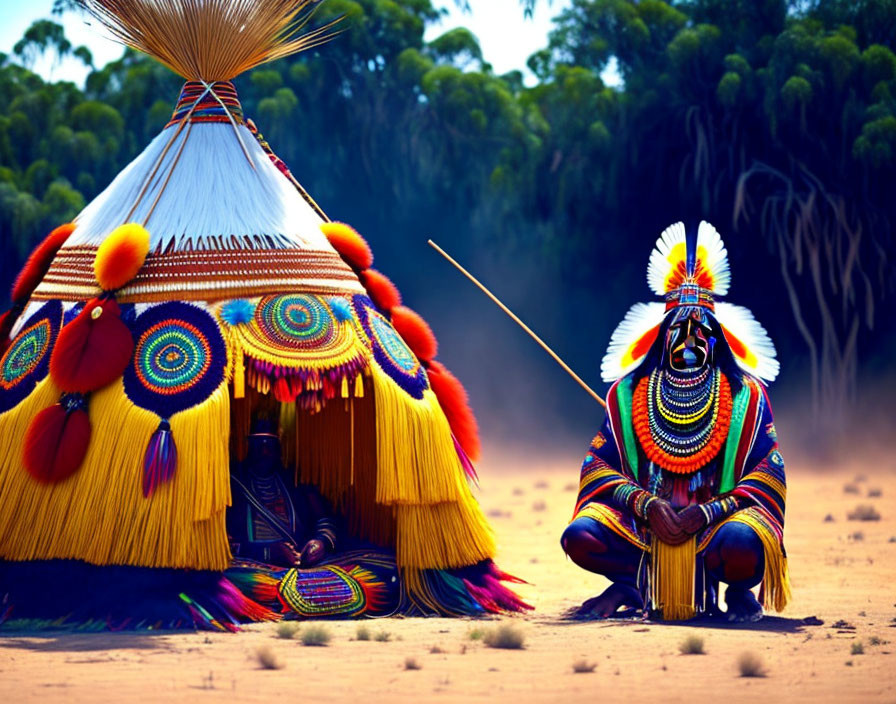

646,498,688,545
279,543,303,566
677,505,708,536
299,538,326,567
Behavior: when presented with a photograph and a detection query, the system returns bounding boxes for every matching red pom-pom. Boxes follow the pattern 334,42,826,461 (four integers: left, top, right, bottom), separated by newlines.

11,223,75,303
24,403,91,483
390,305,438,361
50,298,134,393
427,360,481,462
360,269,402,311
320,222,373,271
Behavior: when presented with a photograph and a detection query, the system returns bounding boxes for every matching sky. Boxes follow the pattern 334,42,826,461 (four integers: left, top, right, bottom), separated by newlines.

0,1,611,88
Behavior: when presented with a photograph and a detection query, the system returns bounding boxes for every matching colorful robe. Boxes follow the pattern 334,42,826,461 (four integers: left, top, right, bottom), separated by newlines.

571,372,790,612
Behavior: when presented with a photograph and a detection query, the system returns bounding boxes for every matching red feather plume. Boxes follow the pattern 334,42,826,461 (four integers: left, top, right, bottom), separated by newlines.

390,305,438,362
320,222,373,271
11,223,75,303
426,360,481,462
360,269,402,311
50,298,134,393
0,310,13,356
24,403,91,483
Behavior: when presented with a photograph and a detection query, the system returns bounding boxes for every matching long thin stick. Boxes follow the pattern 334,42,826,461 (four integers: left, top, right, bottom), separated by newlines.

428,240,606,408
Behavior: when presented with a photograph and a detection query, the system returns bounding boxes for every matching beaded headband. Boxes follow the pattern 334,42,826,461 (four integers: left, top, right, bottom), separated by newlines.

601,221,779,384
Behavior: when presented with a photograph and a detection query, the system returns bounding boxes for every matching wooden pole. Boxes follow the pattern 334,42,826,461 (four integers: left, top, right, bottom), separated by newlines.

427,240,606,408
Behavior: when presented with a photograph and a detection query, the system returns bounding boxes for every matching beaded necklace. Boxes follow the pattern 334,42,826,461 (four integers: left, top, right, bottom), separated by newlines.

632,367,733,474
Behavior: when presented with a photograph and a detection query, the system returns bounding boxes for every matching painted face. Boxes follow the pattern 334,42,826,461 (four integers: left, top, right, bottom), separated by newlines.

665,308,715,371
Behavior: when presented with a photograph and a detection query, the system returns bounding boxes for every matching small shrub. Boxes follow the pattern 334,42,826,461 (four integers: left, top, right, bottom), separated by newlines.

572,659,596,673
563,482,577,492
848,505,881,521
483,624,525,650
255,645,284,670
851,641,864,655
534,480,549,489
679,635,705,655
374,631,392,642
869,636,883,646
845,660,853,666
532,499,547,512
843,483,860,494
355,625,371,641
467,627,485,641
301,625,331,647
430,645,444,654
823,514,835,522
512,487,525,496
849,531,865,541
404,657,422,670
737,651,766,677
275,622,299,639
867,487,882,498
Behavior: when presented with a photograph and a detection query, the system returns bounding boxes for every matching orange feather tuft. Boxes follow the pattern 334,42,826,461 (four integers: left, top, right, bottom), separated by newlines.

427,360,481,462
320,222,373,271
390,305,438,361
94,223,150,291
11,223,76,303
360,269,402,311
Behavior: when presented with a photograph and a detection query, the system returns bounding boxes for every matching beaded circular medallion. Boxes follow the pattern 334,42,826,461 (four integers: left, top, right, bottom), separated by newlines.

352,295,428,399
124,302,226,417
0,300,63,413
230,294,363,370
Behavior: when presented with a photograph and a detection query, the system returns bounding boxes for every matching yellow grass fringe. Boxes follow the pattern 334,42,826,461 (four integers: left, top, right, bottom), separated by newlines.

395,499,496,570
725,509,791,612
0,379,232,571
0,376,60,485
650,537,697,620
369,364,466,505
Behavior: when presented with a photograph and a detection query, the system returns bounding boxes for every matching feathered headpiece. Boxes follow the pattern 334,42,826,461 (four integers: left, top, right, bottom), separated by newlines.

601,221,779,383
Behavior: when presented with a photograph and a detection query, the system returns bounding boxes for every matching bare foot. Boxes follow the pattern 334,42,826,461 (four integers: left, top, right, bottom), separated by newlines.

724,587,763,623
573,583,643,619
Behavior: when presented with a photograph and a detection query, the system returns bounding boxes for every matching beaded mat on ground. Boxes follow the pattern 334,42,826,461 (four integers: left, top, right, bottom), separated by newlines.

1,452,893,704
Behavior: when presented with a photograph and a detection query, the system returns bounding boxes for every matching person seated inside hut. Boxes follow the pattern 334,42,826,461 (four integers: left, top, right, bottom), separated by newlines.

228,418,338,568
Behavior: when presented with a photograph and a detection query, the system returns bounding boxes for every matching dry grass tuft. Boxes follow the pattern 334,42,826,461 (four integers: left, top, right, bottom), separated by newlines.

851,641,864,655
572,659,597,673
255,645,284,670
823,513,835,522
679,634,705,655
275,622,299,639
467,627,486,641
355,625,371,641
843,483,860,494
737,651,766,677
483,624,526,650
404,657,422,670
532,499,547,512
534,479,550,489
300,625,331,647
848,505,881,521
867,487,882,498
512,487,525,496
430,645,445,654
374,631,392,642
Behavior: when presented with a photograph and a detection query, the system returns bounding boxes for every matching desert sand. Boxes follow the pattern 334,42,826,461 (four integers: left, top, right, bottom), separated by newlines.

1,451,894,704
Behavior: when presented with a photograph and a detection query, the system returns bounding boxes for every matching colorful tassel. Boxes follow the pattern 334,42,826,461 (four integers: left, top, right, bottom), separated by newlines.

23,393,91,484
359,269,402,311
49,297,134,393
11,223,75,303
390,305,438,361
143,419,177,497
426,360,481,462
320,222,373,271
94,223,150,292
649,536,697,620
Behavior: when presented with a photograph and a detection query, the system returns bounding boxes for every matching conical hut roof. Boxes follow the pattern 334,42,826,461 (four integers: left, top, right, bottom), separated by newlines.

0,0,521,617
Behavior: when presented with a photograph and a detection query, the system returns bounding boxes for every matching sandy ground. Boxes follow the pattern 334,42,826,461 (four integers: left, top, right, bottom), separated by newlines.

1,454,894,704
